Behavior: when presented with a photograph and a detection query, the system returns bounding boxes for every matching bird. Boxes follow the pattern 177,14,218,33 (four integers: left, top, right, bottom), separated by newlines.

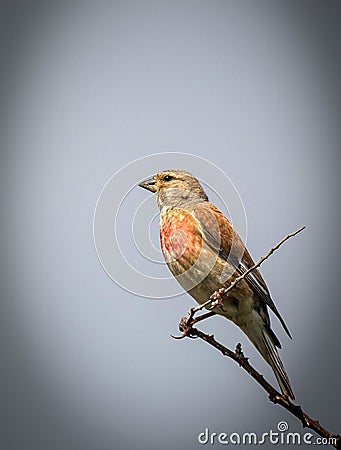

139,169,295,399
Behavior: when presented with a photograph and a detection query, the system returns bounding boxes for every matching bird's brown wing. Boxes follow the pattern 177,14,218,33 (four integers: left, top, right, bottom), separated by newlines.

192,202,292,338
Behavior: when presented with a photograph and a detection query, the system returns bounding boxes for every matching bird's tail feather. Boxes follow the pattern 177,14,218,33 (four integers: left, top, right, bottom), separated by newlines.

246,325,295,400
261,327,295,399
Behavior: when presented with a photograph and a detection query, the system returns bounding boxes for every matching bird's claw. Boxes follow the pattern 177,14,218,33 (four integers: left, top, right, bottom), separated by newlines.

171,316,194,339
171,332,188,340
209,288,227,308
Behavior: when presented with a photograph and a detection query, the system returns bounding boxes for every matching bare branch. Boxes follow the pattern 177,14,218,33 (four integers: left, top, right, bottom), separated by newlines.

178,322,340,449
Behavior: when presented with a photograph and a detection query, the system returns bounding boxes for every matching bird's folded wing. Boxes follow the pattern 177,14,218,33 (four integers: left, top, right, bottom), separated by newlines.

192,203,292,338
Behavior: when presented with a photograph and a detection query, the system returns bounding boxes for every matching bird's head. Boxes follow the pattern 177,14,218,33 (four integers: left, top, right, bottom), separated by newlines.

139,169,208,209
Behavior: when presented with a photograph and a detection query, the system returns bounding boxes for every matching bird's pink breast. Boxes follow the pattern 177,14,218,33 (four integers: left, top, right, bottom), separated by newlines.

160,210,201,263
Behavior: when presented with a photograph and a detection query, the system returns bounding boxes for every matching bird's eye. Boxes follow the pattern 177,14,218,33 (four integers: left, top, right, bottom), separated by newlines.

163,175,173,182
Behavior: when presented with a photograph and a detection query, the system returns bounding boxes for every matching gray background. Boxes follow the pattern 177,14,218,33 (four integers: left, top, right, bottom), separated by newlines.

1,1,340,449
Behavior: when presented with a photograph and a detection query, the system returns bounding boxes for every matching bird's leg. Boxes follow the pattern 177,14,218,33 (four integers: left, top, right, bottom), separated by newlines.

179,315,193,336
191,311,216,324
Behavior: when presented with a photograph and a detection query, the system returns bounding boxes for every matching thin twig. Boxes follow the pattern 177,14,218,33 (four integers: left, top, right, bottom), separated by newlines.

188,226,305,320
179,323,340,449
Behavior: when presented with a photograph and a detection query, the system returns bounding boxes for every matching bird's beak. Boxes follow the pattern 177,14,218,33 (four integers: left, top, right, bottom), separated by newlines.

138,176,157,193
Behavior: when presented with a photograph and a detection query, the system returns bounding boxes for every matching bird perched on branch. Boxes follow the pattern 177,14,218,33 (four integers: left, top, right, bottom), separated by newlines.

139,169,295,399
